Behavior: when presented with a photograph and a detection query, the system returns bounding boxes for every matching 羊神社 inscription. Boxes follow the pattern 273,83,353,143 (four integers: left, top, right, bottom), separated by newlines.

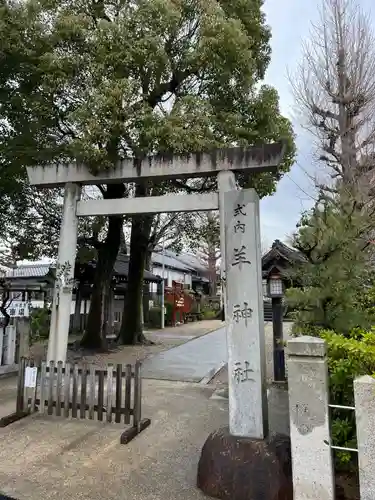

224,189,267,439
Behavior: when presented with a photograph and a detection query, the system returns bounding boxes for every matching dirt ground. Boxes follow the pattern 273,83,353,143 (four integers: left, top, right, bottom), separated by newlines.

0,378,228,500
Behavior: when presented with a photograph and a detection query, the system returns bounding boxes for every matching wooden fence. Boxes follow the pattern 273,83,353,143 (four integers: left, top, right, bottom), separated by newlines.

0,358,151,444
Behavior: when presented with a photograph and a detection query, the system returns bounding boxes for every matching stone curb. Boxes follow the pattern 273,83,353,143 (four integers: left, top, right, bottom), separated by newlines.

199,360,227,385
0,364,18,380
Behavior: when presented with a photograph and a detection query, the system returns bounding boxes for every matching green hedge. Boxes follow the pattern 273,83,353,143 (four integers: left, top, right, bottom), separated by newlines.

202,309,217,320
320,328,375,469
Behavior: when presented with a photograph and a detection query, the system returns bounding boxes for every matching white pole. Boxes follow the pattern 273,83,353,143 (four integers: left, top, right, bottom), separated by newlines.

218,171,236,319
161,240,165,329
47,182,81,363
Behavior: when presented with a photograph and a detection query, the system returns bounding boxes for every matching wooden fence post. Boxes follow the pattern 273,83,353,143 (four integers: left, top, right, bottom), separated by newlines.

3,359,151,442
133,361,141,433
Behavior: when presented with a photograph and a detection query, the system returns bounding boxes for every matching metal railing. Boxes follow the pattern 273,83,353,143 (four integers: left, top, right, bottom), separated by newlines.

327,403,358,454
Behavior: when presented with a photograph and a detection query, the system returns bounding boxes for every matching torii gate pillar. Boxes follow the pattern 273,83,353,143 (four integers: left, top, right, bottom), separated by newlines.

27,143,285,380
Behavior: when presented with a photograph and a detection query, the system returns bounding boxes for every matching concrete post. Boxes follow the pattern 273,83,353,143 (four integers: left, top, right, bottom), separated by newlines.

354,375,375,500
16,318,30,360
47,182,81,363
5,325,17,365
217,171,236,319
224,189,267,439
286,337,334,500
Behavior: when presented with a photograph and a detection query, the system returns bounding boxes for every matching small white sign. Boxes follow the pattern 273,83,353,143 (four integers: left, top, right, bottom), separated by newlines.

24,366,38,388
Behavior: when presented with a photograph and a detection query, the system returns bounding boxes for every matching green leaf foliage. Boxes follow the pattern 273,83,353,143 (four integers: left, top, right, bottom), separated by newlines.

286,191,375,469
0,0,296,264
321,327,375,469
29,306,51,344
287,194,375,334
1,0,295,177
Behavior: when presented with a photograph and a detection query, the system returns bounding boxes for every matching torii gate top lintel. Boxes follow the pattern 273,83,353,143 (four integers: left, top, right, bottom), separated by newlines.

26,142,285,188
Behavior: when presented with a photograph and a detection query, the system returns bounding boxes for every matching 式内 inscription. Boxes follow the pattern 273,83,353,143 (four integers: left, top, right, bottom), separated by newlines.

234,204,246,217
234,220,246,233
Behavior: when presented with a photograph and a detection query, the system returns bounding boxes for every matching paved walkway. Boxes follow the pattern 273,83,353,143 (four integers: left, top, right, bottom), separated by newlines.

142,325,227,382
142,321,292,384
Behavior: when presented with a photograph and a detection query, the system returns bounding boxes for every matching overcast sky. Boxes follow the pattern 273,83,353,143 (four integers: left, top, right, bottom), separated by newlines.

259,0,374,249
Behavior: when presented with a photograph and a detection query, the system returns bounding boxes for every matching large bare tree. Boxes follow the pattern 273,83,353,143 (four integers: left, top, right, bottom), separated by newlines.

291,0,375,201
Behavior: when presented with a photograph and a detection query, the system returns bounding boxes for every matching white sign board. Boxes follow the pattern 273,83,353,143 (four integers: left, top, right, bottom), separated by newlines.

24,366,38,388
224,189,268,439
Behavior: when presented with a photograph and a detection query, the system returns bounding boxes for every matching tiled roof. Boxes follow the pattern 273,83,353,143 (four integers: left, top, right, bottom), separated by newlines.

262,239,306,268
152,250,193,272
114,254,161,283
174,252,207,272
5,264,51,279
4,248,207,282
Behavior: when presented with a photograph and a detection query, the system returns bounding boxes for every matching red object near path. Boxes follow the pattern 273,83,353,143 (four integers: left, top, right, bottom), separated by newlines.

164,281,194,324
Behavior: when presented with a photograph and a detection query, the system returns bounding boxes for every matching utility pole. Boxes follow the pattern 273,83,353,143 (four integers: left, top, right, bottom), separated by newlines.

161,240,165,329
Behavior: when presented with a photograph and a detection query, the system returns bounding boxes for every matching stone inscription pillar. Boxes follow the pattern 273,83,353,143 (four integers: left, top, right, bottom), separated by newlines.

218,171,236,319
286,336,334,500
354,375,375,500
47,182,81,363
224,188,267,439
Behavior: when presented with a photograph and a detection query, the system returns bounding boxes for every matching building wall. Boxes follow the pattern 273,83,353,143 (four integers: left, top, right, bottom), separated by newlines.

150,264,192,292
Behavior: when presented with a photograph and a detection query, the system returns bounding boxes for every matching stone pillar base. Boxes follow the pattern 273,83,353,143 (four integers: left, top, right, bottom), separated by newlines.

197,427,292,500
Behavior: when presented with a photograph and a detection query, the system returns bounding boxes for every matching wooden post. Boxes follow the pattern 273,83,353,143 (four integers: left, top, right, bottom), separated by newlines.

133,361,142,432
115,364,122,423
124,364,132,425
88,364,96,420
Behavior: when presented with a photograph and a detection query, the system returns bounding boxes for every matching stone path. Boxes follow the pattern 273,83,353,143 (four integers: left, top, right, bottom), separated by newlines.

142,321,292,384
142,325,227,382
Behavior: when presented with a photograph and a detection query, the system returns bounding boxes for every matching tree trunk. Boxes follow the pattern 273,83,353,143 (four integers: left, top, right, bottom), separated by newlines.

207,245,217,296
120,184,153,345
80,184,125,349
142,251,152,326
72,281,83,331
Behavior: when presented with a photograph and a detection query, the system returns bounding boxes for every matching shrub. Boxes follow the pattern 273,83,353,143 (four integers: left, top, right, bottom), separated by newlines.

202,309,217,320
320,328,375,469
29,307,50,345
147,306,162,328
165,302,173,325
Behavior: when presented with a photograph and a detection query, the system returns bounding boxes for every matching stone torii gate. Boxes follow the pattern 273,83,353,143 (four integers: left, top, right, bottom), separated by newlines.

26,142,285,440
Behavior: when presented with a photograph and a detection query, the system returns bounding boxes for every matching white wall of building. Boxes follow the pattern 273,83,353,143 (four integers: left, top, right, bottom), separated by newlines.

0,298,88,318
150,264,192,292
